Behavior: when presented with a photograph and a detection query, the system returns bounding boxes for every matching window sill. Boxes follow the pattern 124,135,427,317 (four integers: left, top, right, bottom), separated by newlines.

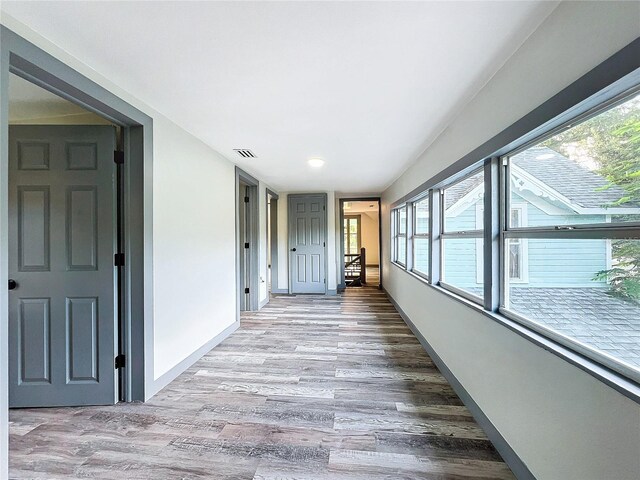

409,268,430,283
391,261,406,269
392,263,640,405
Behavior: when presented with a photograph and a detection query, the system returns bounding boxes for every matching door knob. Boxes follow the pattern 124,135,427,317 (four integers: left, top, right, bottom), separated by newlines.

291,248,297,252
8,279,17,290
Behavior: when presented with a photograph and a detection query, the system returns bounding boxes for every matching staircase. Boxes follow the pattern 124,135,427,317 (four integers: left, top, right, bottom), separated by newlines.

345,247,367,287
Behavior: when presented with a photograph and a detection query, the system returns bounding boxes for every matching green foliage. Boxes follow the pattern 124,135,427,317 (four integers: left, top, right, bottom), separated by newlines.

543,96,640,301
594,239,640,302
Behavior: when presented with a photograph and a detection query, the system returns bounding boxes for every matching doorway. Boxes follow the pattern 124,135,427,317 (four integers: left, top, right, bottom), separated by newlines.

1,27,151,408
7,74,121,407
266,189,279,298
236,168,259,313
340,198,381,289
288,194,327,294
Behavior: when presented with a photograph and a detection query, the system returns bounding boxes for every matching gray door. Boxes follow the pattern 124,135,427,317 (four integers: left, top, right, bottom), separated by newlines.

289,194,326,294
9,125,117,407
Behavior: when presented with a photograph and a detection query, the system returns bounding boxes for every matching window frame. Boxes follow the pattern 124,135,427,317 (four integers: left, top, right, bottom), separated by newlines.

499,90,640,383
386,40,640,400
439,168,485,304
411,195,430,280
343,214,361,255
391,205,408,267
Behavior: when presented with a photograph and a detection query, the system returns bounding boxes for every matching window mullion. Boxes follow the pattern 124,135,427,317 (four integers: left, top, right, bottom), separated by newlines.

484,157,500,312
430,189,441,284
505,227,640,240
406,202,414,271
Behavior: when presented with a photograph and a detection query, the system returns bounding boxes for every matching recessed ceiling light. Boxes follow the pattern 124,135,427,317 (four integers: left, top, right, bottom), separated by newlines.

308,158,325,168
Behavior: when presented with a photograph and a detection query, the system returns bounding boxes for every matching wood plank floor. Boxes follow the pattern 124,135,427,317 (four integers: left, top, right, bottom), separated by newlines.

9,288,514,479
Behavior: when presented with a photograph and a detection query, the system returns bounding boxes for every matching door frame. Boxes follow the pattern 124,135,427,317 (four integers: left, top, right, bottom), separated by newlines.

287,193,328,295
235,167,259,316
0,24,152,420
266,188,279,300
338,197,382,291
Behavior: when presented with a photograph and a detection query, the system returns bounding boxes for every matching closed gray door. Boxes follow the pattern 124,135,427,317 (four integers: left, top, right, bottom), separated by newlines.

9,125,117,407
289,195,326,294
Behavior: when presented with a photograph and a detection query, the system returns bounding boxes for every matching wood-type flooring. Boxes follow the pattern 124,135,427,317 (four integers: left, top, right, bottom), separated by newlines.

10,287,513,479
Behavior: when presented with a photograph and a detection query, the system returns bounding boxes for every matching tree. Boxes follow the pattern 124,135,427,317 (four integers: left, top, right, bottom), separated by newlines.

542,95,640,302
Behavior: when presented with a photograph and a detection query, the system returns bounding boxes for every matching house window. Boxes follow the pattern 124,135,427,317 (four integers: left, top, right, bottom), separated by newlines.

441,168,484,302
507,207,528,282
412,196,430,277
391,206,407,266
344,215,361,255
502,90,640,381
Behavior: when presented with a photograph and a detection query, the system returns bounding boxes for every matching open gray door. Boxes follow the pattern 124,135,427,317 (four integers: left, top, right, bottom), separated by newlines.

289,194,326,294
8,125,117,407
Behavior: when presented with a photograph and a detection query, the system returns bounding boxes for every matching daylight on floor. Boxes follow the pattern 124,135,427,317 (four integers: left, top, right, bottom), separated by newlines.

1,1,639,479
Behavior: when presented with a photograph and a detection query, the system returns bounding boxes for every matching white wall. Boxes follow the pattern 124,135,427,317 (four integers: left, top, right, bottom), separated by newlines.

382,2,640,479
152,116,236,379
360,211,379,265
0,16,249,399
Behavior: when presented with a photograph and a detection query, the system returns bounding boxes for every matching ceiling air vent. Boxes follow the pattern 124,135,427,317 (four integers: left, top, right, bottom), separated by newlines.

234,149,256,158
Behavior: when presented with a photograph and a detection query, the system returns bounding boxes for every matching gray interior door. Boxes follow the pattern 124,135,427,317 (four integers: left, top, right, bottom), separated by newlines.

289,194,326,294
9,125,117,407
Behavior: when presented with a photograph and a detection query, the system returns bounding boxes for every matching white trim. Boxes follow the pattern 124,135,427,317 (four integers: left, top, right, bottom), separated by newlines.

447,163,640,217
605,214,613,270
508,204,529,284
511,165,640,215
476,203,529,284
475,203,484,284
447,183,484,217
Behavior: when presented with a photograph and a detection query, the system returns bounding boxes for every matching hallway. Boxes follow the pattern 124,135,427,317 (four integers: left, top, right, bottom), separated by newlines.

9,288,512,479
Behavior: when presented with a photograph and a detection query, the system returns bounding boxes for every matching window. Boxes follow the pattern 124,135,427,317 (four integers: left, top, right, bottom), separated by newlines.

412,196,430,277
502,91,640,381
344,215,361,255
391,206,407,265
507,206,528,282
441,169,485,301
387,53,640,391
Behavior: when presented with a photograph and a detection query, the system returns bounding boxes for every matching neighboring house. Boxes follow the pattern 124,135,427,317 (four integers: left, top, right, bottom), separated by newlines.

440,146,640,291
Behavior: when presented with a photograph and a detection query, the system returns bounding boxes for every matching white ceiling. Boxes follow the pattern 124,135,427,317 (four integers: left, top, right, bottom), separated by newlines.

1,1,557,192
344,201,379,214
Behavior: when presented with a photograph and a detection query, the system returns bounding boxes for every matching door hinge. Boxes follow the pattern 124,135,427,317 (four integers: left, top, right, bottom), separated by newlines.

244,196,250,203
114,253,125,267
244,287,250,294
114,150,124,164
323,205,326,211
323,242,326,247
115,354,126,369
244,242,250,249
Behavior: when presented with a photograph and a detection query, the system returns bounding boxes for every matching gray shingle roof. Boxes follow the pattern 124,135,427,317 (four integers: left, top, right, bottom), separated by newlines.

445,170,483,209
511,146,630,209
508,287,640,368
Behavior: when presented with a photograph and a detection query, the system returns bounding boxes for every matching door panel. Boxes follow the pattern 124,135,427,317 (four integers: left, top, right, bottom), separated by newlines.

289,195,326,294
66,297,99,383
18,298,51,384
18,186,50,271
9,125,116,407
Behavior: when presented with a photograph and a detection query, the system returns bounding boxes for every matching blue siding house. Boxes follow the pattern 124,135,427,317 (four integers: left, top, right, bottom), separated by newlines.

441,146,639,292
